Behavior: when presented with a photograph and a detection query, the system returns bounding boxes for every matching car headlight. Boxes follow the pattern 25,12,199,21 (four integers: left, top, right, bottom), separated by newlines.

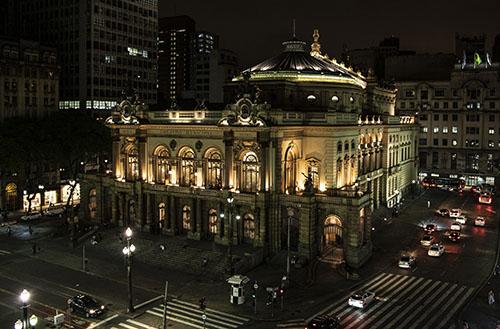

101,305,105,310
89,309,95,314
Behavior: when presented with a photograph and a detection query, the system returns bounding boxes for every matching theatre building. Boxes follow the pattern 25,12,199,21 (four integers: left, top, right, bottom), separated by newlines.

81,32,418,268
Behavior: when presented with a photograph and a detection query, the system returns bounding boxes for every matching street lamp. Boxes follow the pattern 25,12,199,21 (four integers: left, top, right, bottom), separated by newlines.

286,208,294,279
15,289,37,329
226,192,234,274
122,227,135,313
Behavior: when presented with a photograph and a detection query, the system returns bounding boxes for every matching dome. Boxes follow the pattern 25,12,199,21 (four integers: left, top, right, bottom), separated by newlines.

241,39,366,89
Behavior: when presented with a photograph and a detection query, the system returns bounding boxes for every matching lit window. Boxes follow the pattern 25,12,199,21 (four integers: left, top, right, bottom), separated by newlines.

452,127,458,134
307,95,316,101
433,127,439,133
489,141,495,148
331,95,339,102
349,96,354,103
489,128,495,135
452,140,457,146
422,127,428,133
442,127,448,134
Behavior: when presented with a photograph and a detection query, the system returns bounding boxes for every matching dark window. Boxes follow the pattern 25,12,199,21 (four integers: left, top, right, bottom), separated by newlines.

419,139,427,145
443,114,448,121
443,102,449,109
434,114,439,121
490,102,495,109
452,114,458,121
420,90,428,100
420,114,428,121
452,102,458,109
433,139,439,146
435,89,445,97
442,139,448,146
489,114,495,122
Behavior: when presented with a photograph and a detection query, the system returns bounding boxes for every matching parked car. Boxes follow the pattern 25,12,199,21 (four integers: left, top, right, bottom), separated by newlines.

424,224,436,234
479,192,492,205
67,295,106,318
45,205,66,217
436,209,449,217
450,222,462,231
456,215,467,225
449,209,461,218
20,212,42,221
474,216,486,227
428,243,445,257
449,231,461,242
420,235,434,247
398,255,416,269
306,314,341,329
348,290,375,308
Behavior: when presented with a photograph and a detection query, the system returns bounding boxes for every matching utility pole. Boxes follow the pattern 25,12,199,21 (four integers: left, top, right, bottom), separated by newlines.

162,281,168,329
82,245,86,271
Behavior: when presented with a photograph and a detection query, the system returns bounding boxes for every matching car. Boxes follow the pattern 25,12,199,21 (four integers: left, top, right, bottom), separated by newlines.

474,216,486,227
306,315,341,329
479,192,492,204
20,212,42,221
348,290,375,308
449,231,461,242
456,215,467,225
436,209,450,217
428,243,445,257
398,255,416,269
449,209,461,218
471,185,481,194
420,235,434,247
450,221,462,231
424,224,436,234
67,295,106,318
44,205,66,216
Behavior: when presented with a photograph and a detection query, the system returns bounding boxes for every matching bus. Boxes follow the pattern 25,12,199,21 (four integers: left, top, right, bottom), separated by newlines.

421,177,465,191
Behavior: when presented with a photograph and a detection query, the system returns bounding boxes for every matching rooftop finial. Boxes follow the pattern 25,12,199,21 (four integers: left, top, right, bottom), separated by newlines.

310,29,321,57
293,19,296,38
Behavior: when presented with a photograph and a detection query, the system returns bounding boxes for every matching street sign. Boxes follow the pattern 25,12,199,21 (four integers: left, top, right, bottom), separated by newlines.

202,314,207,320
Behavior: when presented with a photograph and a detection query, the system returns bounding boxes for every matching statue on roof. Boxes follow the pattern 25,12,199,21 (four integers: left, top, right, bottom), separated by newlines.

105,86,145,125
310,29,322,57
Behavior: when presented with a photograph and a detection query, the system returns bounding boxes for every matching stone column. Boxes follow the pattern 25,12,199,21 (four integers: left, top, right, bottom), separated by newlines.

223,130,234,188
111,192,117,224
112,132,121,178
168,195,175,235
118,193,124,226
138,135,147,181
194,198,202,239
145,193,151,232
258,131,270,192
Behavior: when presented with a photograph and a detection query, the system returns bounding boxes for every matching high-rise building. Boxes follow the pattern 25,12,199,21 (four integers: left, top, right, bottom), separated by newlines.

158,15,196,105
158,16,239,106
0,0,20,39
396,59,500,186
455,33,486,63
0,38,59,122
20,0,158,111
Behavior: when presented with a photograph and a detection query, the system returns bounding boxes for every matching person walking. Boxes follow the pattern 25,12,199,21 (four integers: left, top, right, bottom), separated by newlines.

7,226,11,237
427,200,431,208
28,225,33,235
488,289,495,305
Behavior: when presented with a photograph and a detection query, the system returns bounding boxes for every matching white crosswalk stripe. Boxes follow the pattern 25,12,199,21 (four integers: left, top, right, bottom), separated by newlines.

145,299,250,329
308,272,476,329
0,249,12,255
276,318,306,328
110,319,157,329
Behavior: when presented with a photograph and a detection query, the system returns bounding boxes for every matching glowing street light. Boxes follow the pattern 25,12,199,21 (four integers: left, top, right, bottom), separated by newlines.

123,227,135,313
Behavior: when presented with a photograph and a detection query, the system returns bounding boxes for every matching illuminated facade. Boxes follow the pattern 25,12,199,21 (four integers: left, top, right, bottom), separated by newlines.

397,60,500,186
20,0,158,110
82,32,418,268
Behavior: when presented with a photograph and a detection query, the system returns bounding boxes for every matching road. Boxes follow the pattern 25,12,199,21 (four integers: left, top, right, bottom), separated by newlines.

296,189,498,329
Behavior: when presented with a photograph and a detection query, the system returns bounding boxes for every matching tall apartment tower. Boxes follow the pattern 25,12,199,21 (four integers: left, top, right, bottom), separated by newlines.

158,15,196,106
20,0,158,110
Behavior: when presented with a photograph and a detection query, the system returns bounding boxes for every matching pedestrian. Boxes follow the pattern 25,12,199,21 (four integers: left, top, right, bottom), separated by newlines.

427,200,431,208
462,320,469,329
488,289,495,305
32,243,37,255
28,225,33,235
7,225,11,237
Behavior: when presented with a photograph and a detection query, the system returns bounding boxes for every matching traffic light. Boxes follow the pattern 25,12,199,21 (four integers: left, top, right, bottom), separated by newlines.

199,297,206,310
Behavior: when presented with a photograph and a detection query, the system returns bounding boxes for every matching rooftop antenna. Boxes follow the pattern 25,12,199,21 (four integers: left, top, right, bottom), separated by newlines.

293,19,296,38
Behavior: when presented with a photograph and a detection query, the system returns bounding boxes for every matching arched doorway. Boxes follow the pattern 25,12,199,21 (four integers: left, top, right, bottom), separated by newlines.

208,208,218,239
281,207,299,252
182,205,191,234
158,202,166,233
242,213,255,244
5,183,17,211
321,215,344,264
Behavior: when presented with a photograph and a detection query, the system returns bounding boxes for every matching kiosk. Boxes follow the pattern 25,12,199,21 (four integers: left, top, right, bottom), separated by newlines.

227,275,250,304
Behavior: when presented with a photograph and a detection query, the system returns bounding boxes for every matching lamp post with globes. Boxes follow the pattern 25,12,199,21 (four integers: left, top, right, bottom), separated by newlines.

122,227,136,313
14,289,38,329
226,192,234,274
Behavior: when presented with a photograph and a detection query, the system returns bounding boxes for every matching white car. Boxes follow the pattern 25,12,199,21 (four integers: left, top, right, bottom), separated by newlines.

348,291,375,308
398,255,416,269
428,243,445,257
456,215,467,225
449,209,461,218
450,221,462,231
21,212,42,221
45,206,65,216
474,216,486,227
420,235,434,247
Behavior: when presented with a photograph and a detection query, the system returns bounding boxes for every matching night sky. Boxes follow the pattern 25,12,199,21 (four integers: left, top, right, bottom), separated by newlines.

159,0,500,69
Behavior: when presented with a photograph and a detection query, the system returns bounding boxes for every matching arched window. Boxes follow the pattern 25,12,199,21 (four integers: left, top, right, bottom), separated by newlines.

155,147,171,184
126,147,139,180
306,158,320,191
158,202,166,230
205,149,223,189
337,141,342,152
284,146,297,194
89,188,97,220
243,213,255,242
241,151,260,192
208,208,218,235
182,205,191,231
179,148,196,187
5,182,17,211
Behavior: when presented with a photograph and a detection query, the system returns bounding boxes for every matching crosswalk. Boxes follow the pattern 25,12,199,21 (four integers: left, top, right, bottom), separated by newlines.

305,272,474,329
111,319,157,329
0,249,12,256
140,299,250,329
